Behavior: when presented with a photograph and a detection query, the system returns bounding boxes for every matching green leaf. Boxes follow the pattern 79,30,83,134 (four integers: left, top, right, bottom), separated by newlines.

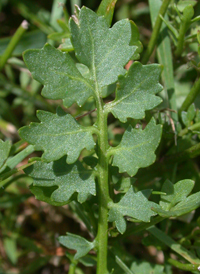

115,255,134,274
108,186,158,234
152,179,200,218
50,0,66,32
181,104,196,127
3,237,18,264
59,38,74,52
70,7,137,91
171,191,200,216
19,107,95,163
29,185,67,206
160,179,195,210
106,62,162,122
130,261,165,274
149,0,178,121
59,233,95,260
23,43,94,107
25,157,96,204
97,0,118,26
129,21,143,60
109,118,162,176
0,140,11,169
177,1,197,12
182,4,194,22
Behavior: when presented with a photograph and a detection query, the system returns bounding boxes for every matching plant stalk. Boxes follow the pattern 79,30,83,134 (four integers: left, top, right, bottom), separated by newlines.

178,122,200,137
0,20,28,71
68,262,77,274
178,77,200,117
142,0,171,64
175,11,193,57
168,258,200,271
96,97,110,274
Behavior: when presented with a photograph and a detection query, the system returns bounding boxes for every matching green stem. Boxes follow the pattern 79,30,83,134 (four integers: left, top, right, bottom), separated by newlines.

175,11,193,57
168,258,200,271
68,262,77,274
178,77,200,117
141,0,171,64
96,97,110,274
0,21,28,71
178,122,200,137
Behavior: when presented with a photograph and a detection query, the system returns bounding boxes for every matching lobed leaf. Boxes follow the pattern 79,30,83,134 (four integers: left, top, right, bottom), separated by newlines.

70,7,137,92
25,156,96,204
0,140,11,169
59,233,95,260
19,107,95,163
152,179,200,217
106,62,162,122
130,261,165,274
23,43,94,107
109,118,162,176
160,179,194,210
108,186,158,234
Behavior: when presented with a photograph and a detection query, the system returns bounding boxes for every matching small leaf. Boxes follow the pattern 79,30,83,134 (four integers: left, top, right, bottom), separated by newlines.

97,0,117,26
131,261,165,274
108,186,158,234
23,44,94,107
177,1,197,12
129,21,143,60
59,233,94,260
181,104,196,126
70,7,137,90
106,62,162,122
182,5,194,22
19,107,95,163
25,157,96,204
109,118,162,176
152,179,200,218
172,192,200,215
160,179,194,210
0,140,11,169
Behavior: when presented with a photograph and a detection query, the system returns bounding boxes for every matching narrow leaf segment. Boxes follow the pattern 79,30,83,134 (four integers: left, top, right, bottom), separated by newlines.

0,140,11,169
